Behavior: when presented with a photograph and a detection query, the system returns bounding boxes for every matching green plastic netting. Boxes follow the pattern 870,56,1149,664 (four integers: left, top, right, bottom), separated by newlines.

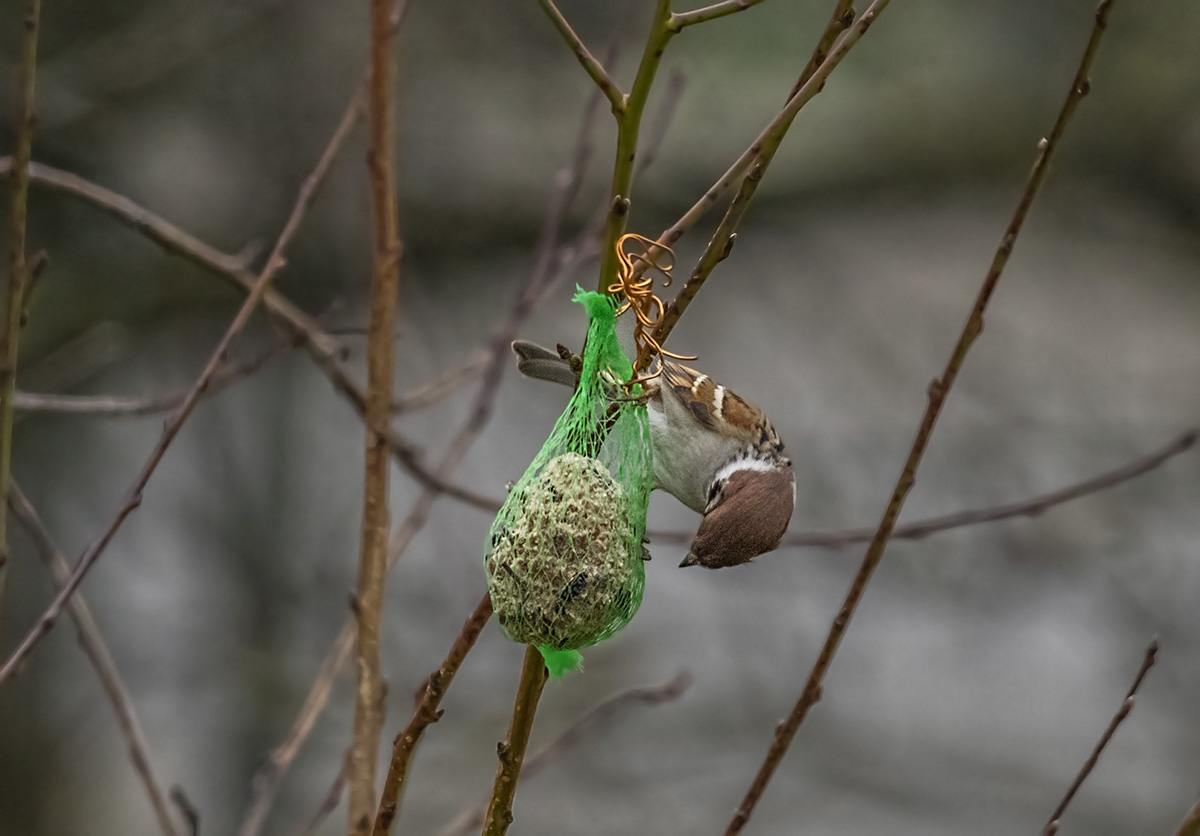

485,289,653,676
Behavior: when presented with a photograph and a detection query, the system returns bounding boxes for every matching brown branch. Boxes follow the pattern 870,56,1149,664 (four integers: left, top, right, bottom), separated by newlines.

1041,639,1158,835
8,481,180,836
371,593,494,836
481,645,549,836
535,0,625,113
435,672,692,836
652,0,888,354
13,340,294,417
0,0,44,617
787,0,855,102
667,0,853,315
646,429,1197,549
348,0,404,830
0,157,496,511
0,38,364,686
724,4,1120,833
669,0,765,30
1174,796,1200,836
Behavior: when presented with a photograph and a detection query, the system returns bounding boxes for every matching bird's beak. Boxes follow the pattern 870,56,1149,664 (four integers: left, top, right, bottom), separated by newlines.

679,552,701,568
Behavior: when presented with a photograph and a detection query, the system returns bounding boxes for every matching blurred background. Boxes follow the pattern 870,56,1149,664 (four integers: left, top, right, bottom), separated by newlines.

1,0,1199,834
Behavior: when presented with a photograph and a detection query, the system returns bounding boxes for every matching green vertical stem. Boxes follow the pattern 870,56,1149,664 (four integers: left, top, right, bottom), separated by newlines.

481,645,549,836
596,0,674,293
0,0,44,615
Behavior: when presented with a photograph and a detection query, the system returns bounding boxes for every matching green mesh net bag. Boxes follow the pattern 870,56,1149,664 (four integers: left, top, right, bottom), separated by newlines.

486,289,653,677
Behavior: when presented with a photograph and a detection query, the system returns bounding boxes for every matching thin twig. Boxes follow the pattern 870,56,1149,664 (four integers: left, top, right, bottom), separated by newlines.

391,350,489,413
0,157,496,511
348,0,405,829
8,482,180,836
238,628,355,836
170,786,200,836
724,5,1120,833
481,645,549,836
0,42,364,686
436,672,692,836
669,0,766,30
653,0,890,353
1041,639,1158,836
651,0,855,352
297,759,348,836
0,0,44,617
371,593,494,836
535,0,624,112
13,340,294,417
1174,796,1200,836
645,429,1197,549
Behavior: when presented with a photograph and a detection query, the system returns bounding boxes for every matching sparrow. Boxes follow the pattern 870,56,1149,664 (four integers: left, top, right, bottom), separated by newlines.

511,340,795,569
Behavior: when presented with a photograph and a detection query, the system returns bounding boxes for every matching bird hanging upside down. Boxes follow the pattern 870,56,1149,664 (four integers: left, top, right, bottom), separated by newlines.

512,341,795,569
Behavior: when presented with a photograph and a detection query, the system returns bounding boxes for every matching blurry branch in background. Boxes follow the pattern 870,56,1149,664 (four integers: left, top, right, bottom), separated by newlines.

724,3,1120,833
0,18,367,685
298,763,348,836
347,0,405,828
8,482,181,836
13,339,294,417
646,429,1198,550
168,787,200,836
435,672,693,836
0,155,498,511
391,350,489,413
371,593,494,836
1040,639,1158,836
240,44,636,831
481,646,549,836
0,0,44,618
652,0,877,352
1174,796,1200,836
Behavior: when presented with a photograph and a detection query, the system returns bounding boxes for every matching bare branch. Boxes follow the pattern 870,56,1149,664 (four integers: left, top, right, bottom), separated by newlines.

535,0,625,113
8,482,180,836
645,430,1197,549
669,0,766,30
371,593,494,836
348,0,405,828
297,760,347,836
481,646,549,836
725,4,1121,832
14,341,293,417
653,0,891,353
1041,639,1158,835
595,0,674,293
0,0,44,616
435,672,692,836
